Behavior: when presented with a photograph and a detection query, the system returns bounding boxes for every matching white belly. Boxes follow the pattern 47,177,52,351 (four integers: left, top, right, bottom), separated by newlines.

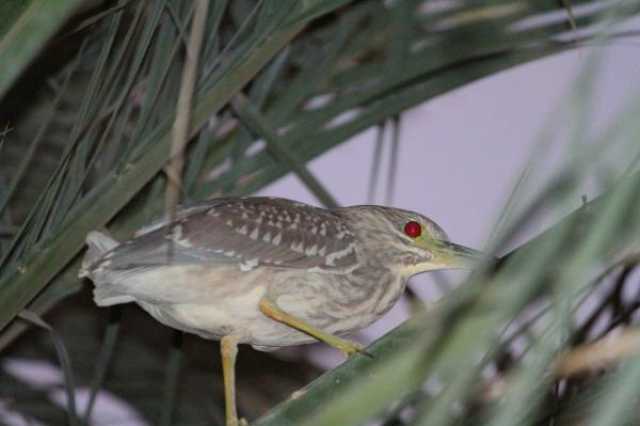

172,285,266,337
136,285,318,349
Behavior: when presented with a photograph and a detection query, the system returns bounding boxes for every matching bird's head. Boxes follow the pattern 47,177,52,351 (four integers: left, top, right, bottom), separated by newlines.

340,205,483,277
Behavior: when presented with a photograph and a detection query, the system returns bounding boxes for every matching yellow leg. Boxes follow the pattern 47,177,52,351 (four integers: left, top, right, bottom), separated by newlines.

220,336,247,426
258,298,370,358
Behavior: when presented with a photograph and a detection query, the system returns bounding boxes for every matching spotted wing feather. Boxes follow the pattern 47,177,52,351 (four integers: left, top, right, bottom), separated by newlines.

91,197,359,274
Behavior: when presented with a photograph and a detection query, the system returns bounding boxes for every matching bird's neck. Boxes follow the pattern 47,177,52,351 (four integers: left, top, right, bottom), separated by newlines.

361,246,433,280
349,261,408,318
399,261,445,278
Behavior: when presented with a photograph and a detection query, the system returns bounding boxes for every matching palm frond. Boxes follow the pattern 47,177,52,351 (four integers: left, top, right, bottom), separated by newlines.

1,0,639,424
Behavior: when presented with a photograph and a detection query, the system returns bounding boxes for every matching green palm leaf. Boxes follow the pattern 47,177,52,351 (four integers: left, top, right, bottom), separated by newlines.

1,1,639,425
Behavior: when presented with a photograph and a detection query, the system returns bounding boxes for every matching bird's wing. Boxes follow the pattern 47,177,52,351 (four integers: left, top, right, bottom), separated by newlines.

95,197,359,274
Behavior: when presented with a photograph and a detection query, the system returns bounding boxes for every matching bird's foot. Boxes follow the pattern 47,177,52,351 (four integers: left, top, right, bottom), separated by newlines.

334,338,373,358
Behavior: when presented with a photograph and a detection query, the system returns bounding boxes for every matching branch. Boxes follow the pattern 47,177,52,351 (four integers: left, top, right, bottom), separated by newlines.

554,327,640,377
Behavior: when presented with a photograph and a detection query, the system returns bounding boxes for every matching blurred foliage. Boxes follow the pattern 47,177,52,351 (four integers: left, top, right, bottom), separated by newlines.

1,0,640,425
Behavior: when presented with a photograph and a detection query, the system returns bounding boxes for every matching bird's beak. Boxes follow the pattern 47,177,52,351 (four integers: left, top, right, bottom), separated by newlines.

420,239,484,270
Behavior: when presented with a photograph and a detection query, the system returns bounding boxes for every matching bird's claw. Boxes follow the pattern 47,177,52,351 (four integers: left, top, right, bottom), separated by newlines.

336,339,373,359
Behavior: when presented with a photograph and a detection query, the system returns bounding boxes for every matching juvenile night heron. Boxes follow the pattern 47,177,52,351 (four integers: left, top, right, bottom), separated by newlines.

79,196,481,426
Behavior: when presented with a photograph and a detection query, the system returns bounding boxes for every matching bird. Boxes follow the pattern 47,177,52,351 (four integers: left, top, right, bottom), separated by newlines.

79,196,482,426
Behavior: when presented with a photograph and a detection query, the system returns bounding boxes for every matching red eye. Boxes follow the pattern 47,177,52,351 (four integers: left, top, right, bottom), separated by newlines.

403,221,422,238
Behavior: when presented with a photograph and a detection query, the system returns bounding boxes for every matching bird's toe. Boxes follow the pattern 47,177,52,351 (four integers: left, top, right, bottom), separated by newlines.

336,339,372,358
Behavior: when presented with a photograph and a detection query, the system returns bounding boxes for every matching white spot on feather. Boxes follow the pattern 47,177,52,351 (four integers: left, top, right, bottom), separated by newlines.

336,229,350,239
175,238,193,248
165,225,194,248
240,258,259,272
305,244,318,256
249,228,259,240
165,224,183,240
236,225,248,235
263,232,272,243
290,241,304,253
325,243,354,266
272,233,282,245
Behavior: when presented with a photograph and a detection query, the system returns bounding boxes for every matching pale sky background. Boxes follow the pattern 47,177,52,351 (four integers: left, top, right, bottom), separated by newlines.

3,17,640,426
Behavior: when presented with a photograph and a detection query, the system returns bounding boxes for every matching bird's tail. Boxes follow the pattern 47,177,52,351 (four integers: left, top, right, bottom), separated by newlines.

78,230,119,279
79,231,135,306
